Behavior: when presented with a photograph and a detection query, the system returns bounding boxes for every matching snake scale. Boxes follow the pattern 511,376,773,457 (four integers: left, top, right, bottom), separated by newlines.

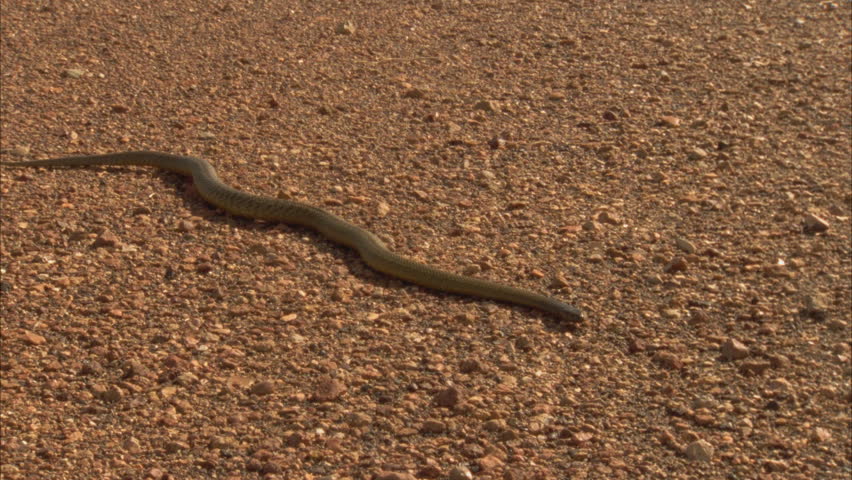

3,151,582,323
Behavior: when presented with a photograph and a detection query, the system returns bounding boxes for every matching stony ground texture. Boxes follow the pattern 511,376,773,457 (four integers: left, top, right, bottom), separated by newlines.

1,1,850,479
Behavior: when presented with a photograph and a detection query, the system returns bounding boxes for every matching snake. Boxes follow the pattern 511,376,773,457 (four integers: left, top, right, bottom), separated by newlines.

2,151,582,323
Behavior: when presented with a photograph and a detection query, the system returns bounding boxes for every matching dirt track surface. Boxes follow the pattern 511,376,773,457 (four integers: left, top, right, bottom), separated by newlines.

1,1,850,479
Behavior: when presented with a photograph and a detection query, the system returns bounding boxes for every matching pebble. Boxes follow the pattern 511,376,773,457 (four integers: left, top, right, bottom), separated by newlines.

767,377,793,394
313,377,346,401
249,380,275,396
802,213,829,233
345,412,372,427
653,351,684,370
420,419,446,434
664,257,688,273
685,439,714,462
448,466,473,480
22,331,46,345
811,427,831,442
659,115,681,127
63,68,85,78
675,237,697,254
403,88,426,99
477,455,504,471
434,386,462,408
473,100,499,113
721,338,749,360
375,472,416,480
801,294,829,321
336,21,356,35
93,230,120,248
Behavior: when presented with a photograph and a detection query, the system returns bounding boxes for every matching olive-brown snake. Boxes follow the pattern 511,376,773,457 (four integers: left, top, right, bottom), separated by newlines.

3,152,582,323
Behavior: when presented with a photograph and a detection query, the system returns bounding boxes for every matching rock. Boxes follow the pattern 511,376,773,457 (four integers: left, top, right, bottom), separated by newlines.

800,294,829,321
803,213,829,233
448,465,473,480
93,230,120,248
249,380,275,396
685,439,714,462
420,419,446,434
763,459,788,472
659,115,681,127
313,377,346,401
459,359,482,373
473,100,499,113
434,386,462,408
345,412,372,427
374,472,416,480
653,351,684,370
477,455,503,471
335,21,356,35
721,338,749,360
22,331,46,345
403,88,426,99
811,427,832,442
664,257,688,273
63,68,85,78
675,238,697,254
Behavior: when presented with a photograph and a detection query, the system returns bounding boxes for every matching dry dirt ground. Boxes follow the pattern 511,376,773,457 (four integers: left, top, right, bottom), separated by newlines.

1,1,850,479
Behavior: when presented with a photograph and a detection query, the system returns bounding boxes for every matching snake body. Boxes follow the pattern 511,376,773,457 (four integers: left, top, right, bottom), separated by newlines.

3,151,582,323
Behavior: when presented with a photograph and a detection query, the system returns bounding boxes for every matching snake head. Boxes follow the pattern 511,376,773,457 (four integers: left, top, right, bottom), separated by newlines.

555,303,583,324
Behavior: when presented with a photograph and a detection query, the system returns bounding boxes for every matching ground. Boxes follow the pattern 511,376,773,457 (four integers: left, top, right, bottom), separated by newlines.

0,1,850,479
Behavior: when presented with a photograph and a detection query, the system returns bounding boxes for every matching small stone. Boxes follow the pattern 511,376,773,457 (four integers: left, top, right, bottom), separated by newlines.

721,338,749,361
687,147,709,160
434,386,462,408
767,354,790,369
811,427,832,442
473,100,499,113
374,472,416,480
448,466,473,480
417,463,443,479
767,377,793,394
22,331,46,345
568,431,594,446
313,377,346,402
164,440,189,454
801,294,829,321
653,351,684,370
659,115,681,127
675,237,697,254
402,88,426,99
176,220,195,232
345,412,372,427
803,213,829,233
482,419,506,432
123,437,142,453
11,145,30,156
63,68,85,78
93,230,119,248
582,220,602,232
249,380,275,396
101,385,124,402
488,136,506,149
459,359,482,373
376,201,391,217
477,455,504,471
111,104,130,113
597,210,622,225
198,131,217,140
763,459,788,472
664,257,688,273
335,21,356,35
739,360,772,375
420,419,446,434
685,439,714,462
